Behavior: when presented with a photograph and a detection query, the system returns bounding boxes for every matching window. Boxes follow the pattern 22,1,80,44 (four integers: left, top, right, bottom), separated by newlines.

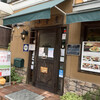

0,27,11,48
80,22,100,74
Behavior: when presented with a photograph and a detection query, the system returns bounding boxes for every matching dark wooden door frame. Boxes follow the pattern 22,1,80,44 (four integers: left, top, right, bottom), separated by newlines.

33,26,62,93
27,25,67,94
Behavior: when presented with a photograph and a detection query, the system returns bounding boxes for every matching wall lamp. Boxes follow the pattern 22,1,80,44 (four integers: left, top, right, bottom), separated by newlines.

21,30,28,41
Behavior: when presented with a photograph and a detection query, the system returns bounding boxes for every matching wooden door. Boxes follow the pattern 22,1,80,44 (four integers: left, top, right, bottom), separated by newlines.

34,27,61,93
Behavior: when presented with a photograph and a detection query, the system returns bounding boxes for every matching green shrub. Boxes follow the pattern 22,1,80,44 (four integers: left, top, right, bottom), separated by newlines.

60,92,83,100
11,67,23,83
82,89,100,100
60,88,100,100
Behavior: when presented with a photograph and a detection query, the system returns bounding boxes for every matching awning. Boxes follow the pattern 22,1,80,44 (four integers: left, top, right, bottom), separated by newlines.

0,2,13,17
66,9,100,24
3,0,65,25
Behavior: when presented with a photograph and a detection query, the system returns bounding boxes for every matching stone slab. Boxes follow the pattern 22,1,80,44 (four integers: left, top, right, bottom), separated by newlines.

5,89,45,100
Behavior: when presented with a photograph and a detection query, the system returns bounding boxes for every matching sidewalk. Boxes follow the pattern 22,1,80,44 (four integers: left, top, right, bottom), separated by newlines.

0,84,60,100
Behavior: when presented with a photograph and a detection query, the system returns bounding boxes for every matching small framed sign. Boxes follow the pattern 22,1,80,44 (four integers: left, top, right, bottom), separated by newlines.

23,44,29,52
67,44,81,56
59,70,63,78
40,66,48,73
29,44,35,51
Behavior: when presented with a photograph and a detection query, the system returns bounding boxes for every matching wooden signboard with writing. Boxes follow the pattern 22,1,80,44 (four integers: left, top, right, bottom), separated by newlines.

40,66,48,74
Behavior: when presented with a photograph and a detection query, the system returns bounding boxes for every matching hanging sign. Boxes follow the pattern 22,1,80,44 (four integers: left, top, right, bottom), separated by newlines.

81,41,100,73
0,51,11,77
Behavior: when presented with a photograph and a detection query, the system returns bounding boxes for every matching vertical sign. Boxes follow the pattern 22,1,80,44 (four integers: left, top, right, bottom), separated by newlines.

0,51,11,76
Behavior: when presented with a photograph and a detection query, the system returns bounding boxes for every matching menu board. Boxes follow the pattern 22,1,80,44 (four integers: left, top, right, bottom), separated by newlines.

81,41,100,73
0,51,11,76
67,44,80,56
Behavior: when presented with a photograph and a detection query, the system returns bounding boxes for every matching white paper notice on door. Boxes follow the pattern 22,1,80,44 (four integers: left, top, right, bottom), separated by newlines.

39,47,44,56
61,49,65,56
62,34,66,40
48,48,54,58
29,44,35,51
31,65,34,70
60,57,64,62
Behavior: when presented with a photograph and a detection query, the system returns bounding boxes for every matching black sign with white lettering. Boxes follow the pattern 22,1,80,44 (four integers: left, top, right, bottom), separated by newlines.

67,44,80,56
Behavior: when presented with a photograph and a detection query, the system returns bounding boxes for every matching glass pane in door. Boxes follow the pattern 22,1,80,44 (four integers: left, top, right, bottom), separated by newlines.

38,29,56,59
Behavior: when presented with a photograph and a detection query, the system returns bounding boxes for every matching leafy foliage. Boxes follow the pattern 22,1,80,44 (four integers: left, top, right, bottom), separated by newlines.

60,92,83,100
82,89,100,100
8,43,10,51
60,88,100,100
11,67,23,83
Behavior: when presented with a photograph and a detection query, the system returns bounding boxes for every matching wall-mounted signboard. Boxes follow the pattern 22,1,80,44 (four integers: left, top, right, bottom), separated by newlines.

29,44,35,51
0,51,11,77
81,41,100,73
67,44,80,56
59,69,63,78
40,66,48,74
23,44,29,52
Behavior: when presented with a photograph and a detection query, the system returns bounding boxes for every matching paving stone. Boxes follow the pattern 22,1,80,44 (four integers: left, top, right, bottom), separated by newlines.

83,87,90,91
85,82,92,88
78,81,85,86
82,90,87,95
70,78,77,83
0,84,60,100
69,81,76,86
76,87,82,92
69,86,76,91
92,84,100,89
76,91,82,96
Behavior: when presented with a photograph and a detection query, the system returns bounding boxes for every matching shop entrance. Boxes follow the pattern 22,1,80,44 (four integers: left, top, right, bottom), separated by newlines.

27,26,67,94
34,27,61,93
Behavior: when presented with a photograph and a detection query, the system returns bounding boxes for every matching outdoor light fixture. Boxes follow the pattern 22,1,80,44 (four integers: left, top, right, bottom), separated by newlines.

21,30,28,41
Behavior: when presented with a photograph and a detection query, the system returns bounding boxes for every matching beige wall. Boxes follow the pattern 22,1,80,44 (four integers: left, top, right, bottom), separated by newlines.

51,0,73,24
0,18,3,25
10,23,30,67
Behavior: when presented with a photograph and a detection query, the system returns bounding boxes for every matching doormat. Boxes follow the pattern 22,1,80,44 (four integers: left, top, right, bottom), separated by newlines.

5,89,45,100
